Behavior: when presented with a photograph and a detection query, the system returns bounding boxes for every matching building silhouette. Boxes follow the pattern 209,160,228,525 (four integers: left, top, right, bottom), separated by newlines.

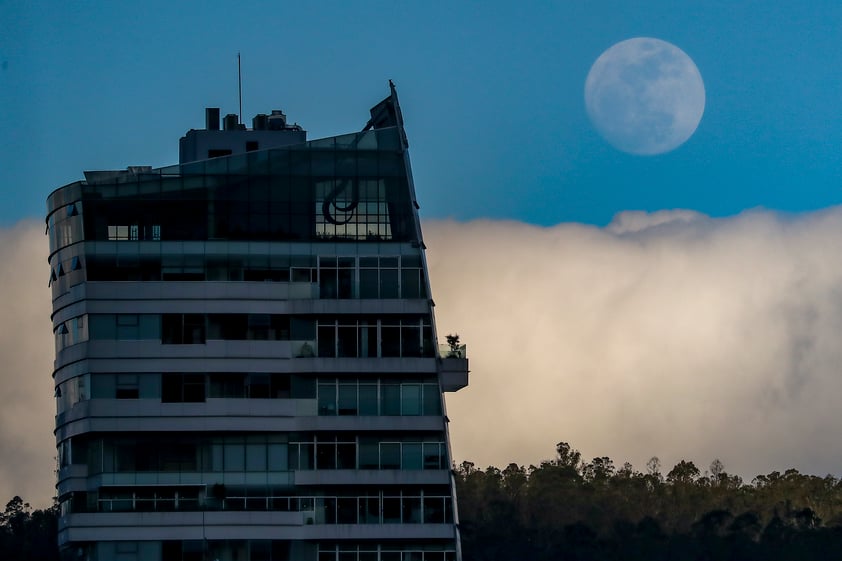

48,84,468,561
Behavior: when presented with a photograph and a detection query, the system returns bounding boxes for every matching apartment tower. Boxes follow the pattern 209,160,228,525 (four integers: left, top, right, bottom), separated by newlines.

48,84,468,561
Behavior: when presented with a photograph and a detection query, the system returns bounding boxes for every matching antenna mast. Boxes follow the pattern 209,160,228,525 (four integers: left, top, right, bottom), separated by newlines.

237,52,243,124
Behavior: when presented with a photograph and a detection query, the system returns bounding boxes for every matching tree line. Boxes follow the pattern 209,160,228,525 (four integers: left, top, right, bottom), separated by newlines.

455,441,842,560
0,496,58,560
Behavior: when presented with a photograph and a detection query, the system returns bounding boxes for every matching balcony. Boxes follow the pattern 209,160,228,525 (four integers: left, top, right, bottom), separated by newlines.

438,343,468,392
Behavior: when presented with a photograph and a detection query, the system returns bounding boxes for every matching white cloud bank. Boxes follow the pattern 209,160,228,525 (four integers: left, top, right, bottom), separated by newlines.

0,221,54,507
5,208,842,506
426,208,842,479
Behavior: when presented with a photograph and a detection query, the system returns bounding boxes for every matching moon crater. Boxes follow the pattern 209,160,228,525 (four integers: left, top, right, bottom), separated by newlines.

585,37,705,156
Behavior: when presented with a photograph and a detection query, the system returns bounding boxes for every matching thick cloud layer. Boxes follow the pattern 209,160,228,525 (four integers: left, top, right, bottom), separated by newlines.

426,208,842,479
0,221,54,507
5,209,842,507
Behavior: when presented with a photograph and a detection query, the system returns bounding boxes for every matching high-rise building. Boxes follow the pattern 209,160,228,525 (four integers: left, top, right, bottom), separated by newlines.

48,84,468,561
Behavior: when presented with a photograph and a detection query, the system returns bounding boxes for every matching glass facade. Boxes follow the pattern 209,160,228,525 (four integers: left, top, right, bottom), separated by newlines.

49,87,465,561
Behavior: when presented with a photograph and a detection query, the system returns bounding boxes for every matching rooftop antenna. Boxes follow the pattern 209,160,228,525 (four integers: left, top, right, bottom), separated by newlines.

237,52,243,124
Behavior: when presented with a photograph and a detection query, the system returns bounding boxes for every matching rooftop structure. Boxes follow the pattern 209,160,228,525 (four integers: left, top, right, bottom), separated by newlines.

48,84,468,561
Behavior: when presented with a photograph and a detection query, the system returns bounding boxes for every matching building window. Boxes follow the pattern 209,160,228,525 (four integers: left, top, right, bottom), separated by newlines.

162,374,206,403
56,374,90,414
162,314,206,344
288,437,355,471
107,225,139,241
107,224,159,241
317,379,441,417
207,373,290,399
315,179,393,240
55,315,89,352
317,255,426,300
88,314,160,340
357,441,445,470
319,257,355,299
115,374,139,399
316,318,432,359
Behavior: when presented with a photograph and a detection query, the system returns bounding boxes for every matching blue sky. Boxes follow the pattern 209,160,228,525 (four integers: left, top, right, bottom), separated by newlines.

2,1,842,226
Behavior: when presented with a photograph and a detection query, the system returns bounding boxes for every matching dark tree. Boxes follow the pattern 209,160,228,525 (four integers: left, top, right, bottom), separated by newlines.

0,496,59,561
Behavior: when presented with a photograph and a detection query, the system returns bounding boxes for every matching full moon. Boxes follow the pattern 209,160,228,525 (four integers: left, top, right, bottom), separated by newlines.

585,37,705,155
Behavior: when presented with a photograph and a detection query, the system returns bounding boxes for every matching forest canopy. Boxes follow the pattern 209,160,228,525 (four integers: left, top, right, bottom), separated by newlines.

455,441,842,560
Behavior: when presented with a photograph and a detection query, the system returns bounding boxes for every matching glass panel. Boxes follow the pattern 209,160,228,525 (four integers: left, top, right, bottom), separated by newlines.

358,442,378,469
249,374,271,398
209,373,246,398
336,497,357,524
316,442,336,469
380,268,398,298
337,266,353,299
359,269,378,299
211,443,224,472
381,326,400,357
139,315,161,339
423,384,442,415
359,322,377,358
288,445,300,470
161,374,182,403
294,443,313,470
358,385,378,415
336,325,357,358
89,314,116,339
224,442,245,471
318,324,336,358
183,314,206,344
382,497,401,523
424,443,443,469
424,497,445,523
403,496,422,523
161,314,181,344
319,383,337,415
353,497,375,525
401,268,421,299
338,384,357,415
401,325,421,357
183,374,205,402
402,384,422,415
337,443,356,469
380,443,400,469
268,443,287,471
402,443,423,470
320,267,337,298
382,383,400,415
246,443,266,471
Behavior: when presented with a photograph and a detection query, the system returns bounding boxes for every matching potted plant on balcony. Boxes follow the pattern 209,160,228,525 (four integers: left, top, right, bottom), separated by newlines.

445,333,461,358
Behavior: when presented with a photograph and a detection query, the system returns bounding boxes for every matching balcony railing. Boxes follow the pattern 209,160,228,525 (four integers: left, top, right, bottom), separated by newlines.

95,493,453,524
438,343,466,359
